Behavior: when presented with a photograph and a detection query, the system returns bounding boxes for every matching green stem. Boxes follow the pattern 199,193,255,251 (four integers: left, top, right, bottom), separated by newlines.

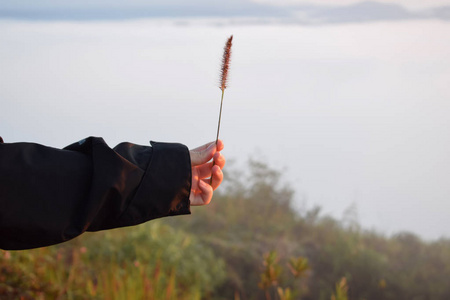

215,89,225,145
211,89,225,185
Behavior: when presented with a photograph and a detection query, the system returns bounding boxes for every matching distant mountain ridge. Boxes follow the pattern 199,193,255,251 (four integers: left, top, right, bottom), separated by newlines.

0,0,449,23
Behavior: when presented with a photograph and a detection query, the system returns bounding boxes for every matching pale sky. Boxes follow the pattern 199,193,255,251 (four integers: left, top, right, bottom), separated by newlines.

1,19,449,240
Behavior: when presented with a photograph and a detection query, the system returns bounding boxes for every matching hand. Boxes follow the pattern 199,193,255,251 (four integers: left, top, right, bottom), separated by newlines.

189,140,225,206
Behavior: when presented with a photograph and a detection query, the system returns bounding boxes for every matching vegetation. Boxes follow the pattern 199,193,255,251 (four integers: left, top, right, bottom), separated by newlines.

2,159,450,299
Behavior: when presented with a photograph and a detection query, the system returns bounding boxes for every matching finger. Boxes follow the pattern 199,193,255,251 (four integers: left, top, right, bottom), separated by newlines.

191,140,224,153
199,179,213,204
210,165,224,191
190,141,215,153
190,142,216,166
213,152,226,169
216,139,224,152
195,153,226,179
191,179,212,206
195,162,214,179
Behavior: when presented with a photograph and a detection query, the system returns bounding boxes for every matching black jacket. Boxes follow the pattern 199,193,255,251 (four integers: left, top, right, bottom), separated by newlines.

0,137,191,250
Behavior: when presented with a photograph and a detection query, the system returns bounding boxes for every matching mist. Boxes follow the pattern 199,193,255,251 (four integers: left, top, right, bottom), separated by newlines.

1,18,449,239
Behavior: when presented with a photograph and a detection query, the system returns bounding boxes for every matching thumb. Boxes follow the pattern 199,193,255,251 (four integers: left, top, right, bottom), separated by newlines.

190,142,217,166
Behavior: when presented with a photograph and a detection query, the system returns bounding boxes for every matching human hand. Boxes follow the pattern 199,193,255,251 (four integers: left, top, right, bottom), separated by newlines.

189,140,225,206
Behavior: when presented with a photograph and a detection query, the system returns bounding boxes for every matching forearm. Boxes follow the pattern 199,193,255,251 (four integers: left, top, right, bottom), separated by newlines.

0,137,191,250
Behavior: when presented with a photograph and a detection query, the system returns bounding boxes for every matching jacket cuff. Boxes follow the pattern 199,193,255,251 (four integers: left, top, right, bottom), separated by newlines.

118,141,191,226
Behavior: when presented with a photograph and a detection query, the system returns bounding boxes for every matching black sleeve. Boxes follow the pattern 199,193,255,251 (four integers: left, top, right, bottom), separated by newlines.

0,137,191,250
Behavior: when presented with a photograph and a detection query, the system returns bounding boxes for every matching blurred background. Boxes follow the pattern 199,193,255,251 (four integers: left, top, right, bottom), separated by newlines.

1,1,450,299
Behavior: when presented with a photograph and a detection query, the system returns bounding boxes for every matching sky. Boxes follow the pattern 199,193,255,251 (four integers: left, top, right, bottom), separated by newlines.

1,1,450,240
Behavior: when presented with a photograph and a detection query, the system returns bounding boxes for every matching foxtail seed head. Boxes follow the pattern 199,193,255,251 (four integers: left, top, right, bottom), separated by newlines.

220,35,233,91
